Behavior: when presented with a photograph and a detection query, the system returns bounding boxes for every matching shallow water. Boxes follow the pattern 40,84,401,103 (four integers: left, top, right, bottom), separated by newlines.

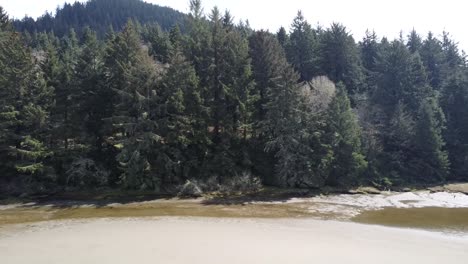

0,200,326,226
1,191,468,235
353,207,468,234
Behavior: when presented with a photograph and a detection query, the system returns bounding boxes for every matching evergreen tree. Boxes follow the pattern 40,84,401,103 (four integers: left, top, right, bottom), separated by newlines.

360,30,379,73
154,46,209,184
407,29,422,54
414,97,449,181
256,32,308,186
145,24,171,63
420,32,443,89
104,21,160,189
276,26,288,49
0,6,11,30
441,73,468,180
74,27,109,160
326,84,367,186
0,16,54,182
286,11,317,81
318,23,363,95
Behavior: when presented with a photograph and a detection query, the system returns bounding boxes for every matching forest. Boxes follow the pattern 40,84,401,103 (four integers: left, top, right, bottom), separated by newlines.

1,0,468,196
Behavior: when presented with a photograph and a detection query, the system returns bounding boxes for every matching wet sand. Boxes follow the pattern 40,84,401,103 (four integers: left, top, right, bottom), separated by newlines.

0,217,467,264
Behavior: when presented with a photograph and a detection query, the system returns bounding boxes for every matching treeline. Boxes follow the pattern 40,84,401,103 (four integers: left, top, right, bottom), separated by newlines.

13,0,185,38
1,0,468,195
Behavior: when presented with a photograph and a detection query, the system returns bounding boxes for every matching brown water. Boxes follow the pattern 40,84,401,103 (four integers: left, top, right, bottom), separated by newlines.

2,196,468,235
0,200,327,226
353,207,468,234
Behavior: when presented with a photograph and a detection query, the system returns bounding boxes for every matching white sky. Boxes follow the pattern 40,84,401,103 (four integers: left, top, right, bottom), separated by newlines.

1,0,466,51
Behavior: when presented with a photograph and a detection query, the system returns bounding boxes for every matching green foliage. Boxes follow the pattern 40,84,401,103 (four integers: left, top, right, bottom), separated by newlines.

414,97,449,181
318,23,364,95
104,21,161,190
13,136,52,175
0,6,11,31
286,11,317,81
0,24,54,182
326,84,367,186
13,0,186,38
440,72,468,180
3,0,468,195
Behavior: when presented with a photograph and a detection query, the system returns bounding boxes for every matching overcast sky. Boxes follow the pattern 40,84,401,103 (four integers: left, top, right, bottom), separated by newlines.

1,0,466,51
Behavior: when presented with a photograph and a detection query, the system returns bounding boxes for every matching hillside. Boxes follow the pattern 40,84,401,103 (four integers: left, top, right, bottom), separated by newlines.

13,0,186,37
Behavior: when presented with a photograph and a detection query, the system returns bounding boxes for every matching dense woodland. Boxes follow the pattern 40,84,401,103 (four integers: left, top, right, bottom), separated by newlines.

1,0,468,195
13,0,186,38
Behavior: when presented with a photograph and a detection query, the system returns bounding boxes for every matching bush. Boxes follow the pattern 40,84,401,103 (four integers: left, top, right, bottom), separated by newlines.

176,172,262,197
177,180,203,197
220,172,262,194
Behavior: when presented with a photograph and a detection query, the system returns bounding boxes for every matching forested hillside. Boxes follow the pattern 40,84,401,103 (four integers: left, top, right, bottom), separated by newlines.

1,0,468,196
13,0,186,38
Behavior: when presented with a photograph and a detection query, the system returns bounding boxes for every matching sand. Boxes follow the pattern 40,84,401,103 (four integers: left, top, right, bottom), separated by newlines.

1,217,467,264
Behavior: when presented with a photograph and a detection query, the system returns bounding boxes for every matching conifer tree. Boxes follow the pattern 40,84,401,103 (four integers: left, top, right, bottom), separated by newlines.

318,23,363,95
74,27,108,158
414,97,449,181
286,11,317,81
104,21,160,189
407,29,422,54
0,14,54,182
440,73,468,180
154,45,209,184
276,27,288,49
254,32,307,186
420,32,443,89
326,84,367,186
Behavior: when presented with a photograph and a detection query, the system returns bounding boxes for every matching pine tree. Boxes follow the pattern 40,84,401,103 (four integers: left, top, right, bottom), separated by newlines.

372,40,413,112
0,6,11,30
154,46,209,184
414,97,449,181
276,27,288,49
420,32,443,89
255,32,308,186
145,24,171,63
407,29,422,54
49,28,80,154
360,30,379,73
326,84,367,186
440,72,468,180
74,27,109,160
104,21,161,189
286,11,317,81
318,23,363,95
0,17,54,182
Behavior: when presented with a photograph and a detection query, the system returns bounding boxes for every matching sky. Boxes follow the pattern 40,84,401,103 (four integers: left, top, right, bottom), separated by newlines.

1,0,466,51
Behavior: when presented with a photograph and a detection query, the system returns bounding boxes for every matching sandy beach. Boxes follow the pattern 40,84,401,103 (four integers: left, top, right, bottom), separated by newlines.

1,217,467,264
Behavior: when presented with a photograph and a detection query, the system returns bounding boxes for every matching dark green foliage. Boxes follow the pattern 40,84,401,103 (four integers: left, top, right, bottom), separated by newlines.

13,0,186,38
326,84,367,186
153,46,209,186
420,32,444,89
0,6,11,30
407,29,422,53
318,23,364,94
3,1,468,196
414,97,449,181
441,73,468,180
286,11,317,81
104,21,160,190
0,18,55,183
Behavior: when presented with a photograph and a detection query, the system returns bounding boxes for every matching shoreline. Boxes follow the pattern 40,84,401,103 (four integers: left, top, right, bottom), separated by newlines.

2,182,468,207
1,188,468,234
